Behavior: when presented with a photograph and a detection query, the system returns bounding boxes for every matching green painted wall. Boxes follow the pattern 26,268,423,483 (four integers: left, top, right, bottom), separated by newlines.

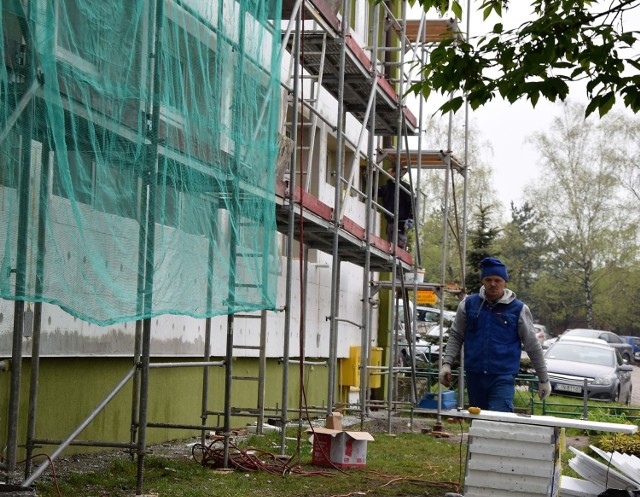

0,356,330,458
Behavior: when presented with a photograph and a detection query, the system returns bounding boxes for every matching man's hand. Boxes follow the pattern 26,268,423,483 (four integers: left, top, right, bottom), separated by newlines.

538,381,552,400
439,363,452,387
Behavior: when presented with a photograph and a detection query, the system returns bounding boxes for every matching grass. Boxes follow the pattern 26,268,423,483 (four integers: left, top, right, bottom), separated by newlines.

31,396,640,497
33,418,466,497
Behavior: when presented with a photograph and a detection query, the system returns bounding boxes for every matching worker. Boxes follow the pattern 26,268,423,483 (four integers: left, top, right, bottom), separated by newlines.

439,257,552,412
377,166,414,249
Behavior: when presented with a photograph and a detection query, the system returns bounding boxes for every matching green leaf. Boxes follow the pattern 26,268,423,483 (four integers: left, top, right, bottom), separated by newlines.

598,92,616,117
452,1,463,20
421,85,432,101
619,32,637,46
530,91,540,107
585,96,601,117
439,96,464,114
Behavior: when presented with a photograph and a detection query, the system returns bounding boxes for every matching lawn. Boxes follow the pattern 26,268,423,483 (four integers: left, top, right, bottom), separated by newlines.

32,416,466,497
30,398,640,497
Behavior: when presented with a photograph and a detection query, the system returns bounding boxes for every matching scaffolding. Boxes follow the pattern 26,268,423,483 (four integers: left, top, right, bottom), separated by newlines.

0,0,468,493
278,0,467,430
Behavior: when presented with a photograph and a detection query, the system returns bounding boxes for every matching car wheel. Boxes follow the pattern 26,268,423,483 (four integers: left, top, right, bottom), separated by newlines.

624,353,633,364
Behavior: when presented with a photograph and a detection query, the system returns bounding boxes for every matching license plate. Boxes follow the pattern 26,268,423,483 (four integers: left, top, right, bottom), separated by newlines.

556,383,582,394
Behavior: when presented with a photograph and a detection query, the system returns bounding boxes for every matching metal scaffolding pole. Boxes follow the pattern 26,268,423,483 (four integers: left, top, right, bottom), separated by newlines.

23,367,138,488
360,0,380,414
280,0,301,452
24,139,52,478
134,0,164,490
385,0,411,433
327,0,350,415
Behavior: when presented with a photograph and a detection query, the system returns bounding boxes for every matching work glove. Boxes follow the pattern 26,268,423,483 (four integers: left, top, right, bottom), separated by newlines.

405,218,414,230
439,363,452,388
538,381,552,400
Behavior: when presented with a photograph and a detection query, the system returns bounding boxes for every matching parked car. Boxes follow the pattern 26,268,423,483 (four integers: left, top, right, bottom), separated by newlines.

396,334,440,367
557,328,635,364
415,306,456,324
533,324,550,346
620,336,640,362
542,336,558,349
544,337,633,404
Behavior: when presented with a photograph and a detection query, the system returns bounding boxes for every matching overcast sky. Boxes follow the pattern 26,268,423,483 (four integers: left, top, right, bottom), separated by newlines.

471,96,558,210
459,5,564,211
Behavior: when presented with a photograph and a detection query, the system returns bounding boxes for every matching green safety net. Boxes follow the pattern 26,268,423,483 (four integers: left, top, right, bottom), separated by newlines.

0,0,281,325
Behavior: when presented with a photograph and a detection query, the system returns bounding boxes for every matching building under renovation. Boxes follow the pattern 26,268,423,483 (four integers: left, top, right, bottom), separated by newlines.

0,0,466,491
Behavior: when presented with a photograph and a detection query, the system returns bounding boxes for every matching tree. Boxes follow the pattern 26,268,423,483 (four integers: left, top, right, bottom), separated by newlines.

498,202,549,304
410,0,640,117
415,114,501,291
523,102,637,329
599,111,640,207
465,202,501,292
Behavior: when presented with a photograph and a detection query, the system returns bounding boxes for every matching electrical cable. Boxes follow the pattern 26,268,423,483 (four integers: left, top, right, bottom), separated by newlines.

24,453,63,497
191,437,333,476
454,416,466,491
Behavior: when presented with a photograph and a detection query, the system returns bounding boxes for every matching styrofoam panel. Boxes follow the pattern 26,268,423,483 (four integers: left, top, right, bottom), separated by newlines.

466,470,551,493
469,437,556,461
470,419,556,444
568,447,638,490
467,454,553,478
619,452,640,482
589,445,640,486
559,475,604,497
458,410,637,434
465,485,547,497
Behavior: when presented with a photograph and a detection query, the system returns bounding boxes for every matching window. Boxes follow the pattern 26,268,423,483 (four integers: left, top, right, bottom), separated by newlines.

0,131,21,188
51,131,138,220
95,160,138,219
52,149,94,205
55,0,139,80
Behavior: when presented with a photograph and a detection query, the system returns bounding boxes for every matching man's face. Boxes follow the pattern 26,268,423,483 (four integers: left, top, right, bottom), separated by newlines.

482,276,506,301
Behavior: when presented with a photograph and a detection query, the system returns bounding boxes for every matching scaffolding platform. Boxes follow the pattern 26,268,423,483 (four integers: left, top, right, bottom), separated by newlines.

275,180,413,272
282,0,418,136
378,149,466,174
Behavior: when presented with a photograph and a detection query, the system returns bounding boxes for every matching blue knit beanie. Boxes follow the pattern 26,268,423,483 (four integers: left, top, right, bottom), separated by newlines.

480,257,509,282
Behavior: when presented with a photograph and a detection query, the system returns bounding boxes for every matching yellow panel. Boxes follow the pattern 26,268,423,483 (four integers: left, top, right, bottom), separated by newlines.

339,346,361,386
416,290,437,305
368,347,383,388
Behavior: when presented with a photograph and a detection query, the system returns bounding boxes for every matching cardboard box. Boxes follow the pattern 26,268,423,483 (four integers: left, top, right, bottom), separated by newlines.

309,428,374,468
325,412,343,430
418,390,456,409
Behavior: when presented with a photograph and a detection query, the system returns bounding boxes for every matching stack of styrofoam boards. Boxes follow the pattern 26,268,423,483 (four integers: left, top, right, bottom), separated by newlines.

559,475,605,497
589,445,640,486
567,446,639,491
464,419,561,497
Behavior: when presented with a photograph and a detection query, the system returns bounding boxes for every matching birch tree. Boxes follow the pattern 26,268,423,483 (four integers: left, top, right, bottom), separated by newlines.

524,102,635,328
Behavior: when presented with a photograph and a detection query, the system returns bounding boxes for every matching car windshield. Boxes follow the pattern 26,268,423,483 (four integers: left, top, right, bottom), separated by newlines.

564,329,598,338
546,343,615,367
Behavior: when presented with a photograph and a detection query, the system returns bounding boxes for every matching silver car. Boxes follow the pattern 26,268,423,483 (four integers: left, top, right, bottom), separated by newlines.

544,337,633,404
559,328,635,364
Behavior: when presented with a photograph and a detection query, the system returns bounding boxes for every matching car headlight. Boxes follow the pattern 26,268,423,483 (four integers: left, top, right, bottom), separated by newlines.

592,374,616,386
